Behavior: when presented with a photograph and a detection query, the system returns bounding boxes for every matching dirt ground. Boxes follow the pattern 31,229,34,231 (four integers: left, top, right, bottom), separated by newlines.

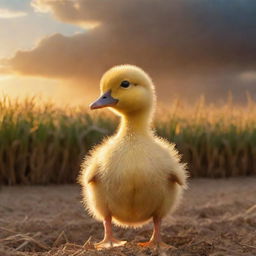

0,178,255,256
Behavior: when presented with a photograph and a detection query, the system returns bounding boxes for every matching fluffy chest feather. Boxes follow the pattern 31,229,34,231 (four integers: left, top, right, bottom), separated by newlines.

97,135,169,184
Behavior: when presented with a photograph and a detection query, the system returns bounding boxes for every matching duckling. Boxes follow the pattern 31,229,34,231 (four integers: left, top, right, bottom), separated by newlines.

79,65,188,249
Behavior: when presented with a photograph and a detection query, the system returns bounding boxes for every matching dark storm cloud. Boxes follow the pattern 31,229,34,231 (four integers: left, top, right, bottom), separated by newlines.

4,0,256,102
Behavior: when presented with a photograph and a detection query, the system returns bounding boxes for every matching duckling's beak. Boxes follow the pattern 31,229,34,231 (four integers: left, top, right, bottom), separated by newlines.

90,90,119,110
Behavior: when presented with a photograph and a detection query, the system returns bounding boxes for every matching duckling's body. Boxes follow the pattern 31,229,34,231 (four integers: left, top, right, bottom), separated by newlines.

83,133,185,226
80,65,188,248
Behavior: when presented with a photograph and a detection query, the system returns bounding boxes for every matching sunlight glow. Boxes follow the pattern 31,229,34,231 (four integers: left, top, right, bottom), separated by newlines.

0,75,12,81
78,21,101,29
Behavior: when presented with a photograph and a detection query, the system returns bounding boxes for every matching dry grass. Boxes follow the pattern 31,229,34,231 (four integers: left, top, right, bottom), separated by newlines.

1,178,256,255
0,95,255,185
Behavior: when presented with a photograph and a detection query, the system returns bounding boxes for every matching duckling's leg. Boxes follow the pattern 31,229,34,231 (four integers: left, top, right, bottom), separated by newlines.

95,216,126,249
138,216,174,249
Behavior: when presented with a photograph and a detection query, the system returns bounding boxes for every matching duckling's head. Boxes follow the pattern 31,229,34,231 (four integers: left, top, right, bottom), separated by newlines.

90,65,155,116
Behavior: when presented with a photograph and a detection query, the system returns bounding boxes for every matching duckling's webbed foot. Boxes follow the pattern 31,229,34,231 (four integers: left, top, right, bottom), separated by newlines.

95,238,126,249
138,240,174,249
138,216,175,249
95,216,126,249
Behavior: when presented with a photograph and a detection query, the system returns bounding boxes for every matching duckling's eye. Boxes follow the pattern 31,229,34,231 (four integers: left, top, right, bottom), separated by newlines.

120,80,130,88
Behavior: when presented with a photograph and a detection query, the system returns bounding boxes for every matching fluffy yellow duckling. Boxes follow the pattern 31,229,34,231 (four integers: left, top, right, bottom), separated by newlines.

79,65,188,249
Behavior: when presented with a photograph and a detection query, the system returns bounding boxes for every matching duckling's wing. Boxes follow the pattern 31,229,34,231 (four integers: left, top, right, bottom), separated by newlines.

155,136,188,188
79,136,112,185
169,173,183,186
167,156,188,188
78,153,100,186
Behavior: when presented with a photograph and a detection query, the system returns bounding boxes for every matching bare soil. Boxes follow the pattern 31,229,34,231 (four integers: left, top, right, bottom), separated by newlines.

0,178,256,256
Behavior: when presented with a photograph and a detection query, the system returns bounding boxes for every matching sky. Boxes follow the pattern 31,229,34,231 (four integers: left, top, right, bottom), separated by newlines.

0,0,256,106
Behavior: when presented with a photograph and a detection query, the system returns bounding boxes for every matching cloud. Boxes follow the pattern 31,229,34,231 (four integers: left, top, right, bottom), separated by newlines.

0,8,27,19
31,0,100,29
31,0,52,13
3,0,256,103
240,71,256,82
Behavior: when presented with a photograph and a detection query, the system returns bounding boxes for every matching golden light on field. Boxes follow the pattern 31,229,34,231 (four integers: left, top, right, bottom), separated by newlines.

0,76,58,99
0,74,11,81
0,75,95,106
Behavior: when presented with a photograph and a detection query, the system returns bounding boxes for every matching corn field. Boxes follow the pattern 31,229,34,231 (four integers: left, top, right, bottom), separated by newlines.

0,96,255,185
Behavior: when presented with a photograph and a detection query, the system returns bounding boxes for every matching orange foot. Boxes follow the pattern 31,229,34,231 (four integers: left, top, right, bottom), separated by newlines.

95,238,126,249
138,240,175,249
